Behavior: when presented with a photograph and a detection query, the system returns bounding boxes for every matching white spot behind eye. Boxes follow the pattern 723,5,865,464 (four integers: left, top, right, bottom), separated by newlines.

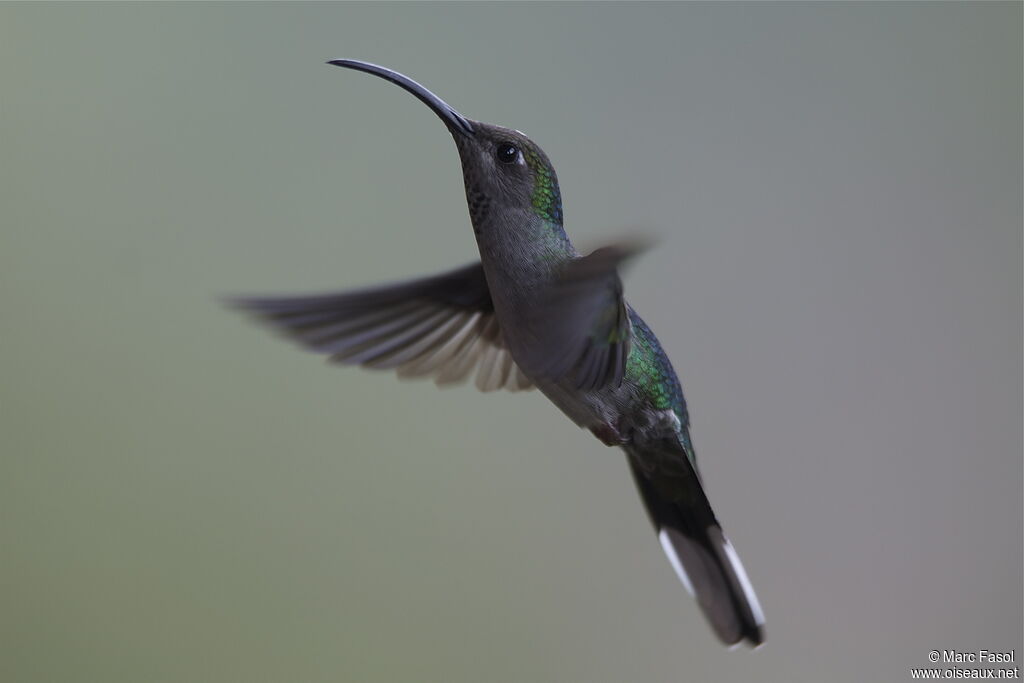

511,131,528,166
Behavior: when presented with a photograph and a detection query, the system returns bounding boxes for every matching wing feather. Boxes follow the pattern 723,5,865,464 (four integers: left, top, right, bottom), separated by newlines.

231,263,533,392
516,241,645,391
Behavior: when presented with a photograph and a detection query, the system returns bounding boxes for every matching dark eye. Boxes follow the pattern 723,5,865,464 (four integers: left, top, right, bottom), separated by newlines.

496,143,519,164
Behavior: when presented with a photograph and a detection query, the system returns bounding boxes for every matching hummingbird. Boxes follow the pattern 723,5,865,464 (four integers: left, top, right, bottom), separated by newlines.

232,60,765,647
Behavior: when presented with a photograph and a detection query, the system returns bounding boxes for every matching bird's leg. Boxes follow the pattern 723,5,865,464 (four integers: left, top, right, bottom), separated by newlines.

589,421,628,446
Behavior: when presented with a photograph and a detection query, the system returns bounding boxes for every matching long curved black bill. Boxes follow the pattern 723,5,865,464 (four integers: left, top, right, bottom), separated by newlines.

328,59,475,137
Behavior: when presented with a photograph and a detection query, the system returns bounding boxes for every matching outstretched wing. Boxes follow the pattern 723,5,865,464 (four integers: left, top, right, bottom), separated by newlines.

229,263,533,392
517,241,644,391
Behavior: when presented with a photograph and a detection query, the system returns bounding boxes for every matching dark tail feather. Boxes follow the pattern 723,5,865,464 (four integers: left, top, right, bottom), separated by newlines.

626,447,765,647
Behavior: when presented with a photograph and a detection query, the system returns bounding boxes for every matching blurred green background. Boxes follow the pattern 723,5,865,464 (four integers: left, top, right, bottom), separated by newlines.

2,3,1020,682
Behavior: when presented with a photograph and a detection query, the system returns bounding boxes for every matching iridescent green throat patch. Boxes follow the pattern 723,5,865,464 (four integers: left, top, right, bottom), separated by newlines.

524,146,563,225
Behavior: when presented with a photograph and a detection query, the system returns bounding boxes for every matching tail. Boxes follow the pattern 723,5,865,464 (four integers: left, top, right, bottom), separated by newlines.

626,441,765,647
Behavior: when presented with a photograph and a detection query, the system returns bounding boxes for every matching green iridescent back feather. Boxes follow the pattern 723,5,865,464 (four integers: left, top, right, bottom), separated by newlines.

625,309,697,465
626,309,690,424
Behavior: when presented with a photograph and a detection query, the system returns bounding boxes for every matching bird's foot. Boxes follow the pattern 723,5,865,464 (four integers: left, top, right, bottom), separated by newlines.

590,421,628,446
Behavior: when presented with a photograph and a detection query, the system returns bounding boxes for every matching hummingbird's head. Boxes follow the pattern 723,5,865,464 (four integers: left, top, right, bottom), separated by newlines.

449,122,563,229
328,60,563,230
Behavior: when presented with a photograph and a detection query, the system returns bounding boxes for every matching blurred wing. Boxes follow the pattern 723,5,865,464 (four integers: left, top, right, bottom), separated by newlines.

229,263,533,392
517,241,644,391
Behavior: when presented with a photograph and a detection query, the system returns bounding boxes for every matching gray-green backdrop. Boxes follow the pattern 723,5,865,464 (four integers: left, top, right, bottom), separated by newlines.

2,3,1021,682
